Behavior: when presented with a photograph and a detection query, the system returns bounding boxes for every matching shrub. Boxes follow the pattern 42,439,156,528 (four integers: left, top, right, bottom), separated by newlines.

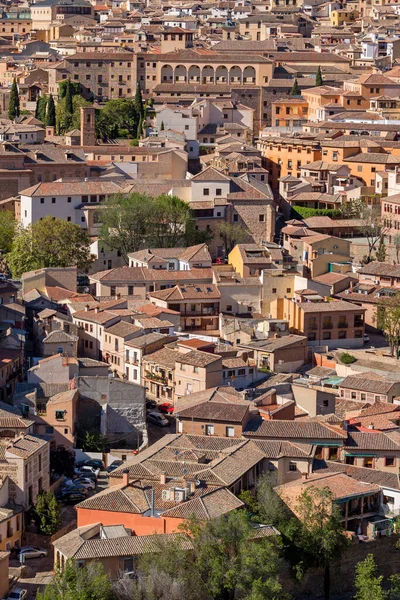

290,206,342,219
340,352,356,364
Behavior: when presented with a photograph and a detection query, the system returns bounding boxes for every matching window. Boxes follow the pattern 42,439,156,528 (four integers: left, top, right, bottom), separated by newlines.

345,456,355,465
55,410,65,421
272,288,277,293
216,188,222,196
361,393,366,401
385,457,395,467
259,214,265,222
384,495,395,505
123,558,134,573
351,392,357,399
364,457,373,468
180,363,185,371
40,198,44,204
52,197,56,204
67,197,71,203
203,188,209,196
226,305,232,312
226,426,234,437
128,286,133,295
206,424,214,435
193,366,199,373
289,462,297,472
178,420,183,433
110,286,116,296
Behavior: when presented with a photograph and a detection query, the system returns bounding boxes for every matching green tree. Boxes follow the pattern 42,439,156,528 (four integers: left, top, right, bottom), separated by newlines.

359,204,388,263
394,233,400,263
377,293,400,358
375,235,387,262
7,217,94,278
354,554,386,600
46,94,56,127
79,429,107,452
34,491,61,535
290,78,300,97
99,193,199,262
290,487,349,599
188,511,288,600
95,109,110,141
50,446,75,478
8,77,20,120
35,95,47,123
65,78,74,115
161,120,165,131
215,222,249,256
98,99,138,138
340,352,356,364
0,210,16,254
134,81,144,119
37,561,113,600
315,65,323,87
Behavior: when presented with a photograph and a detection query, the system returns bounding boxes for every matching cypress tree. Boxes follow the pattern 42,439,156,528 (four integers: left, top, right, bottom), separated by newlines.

315,65,323,87
8,77,20,120
46,94,56,127
134,82,144,118
160,120,165,131
290,78,300,97
65,79,73,115
35,95,47,123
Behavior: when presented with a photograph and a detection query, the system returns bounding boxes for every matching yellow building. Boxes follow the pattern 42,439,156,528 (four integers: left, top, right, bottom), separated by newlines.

330,8,359,26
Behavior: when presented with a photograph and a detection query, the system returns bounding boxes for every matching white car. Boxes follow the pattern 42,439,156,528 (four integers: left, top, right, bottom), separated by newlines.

18,546,48,559
66,477,95,491
147,411,169,427
74,465,100,478
5,588,28,600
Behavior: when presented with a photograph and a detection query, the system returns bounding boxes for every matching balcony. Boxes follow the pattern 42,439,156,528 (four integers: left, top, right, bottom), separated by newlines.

338,322,348,329
308,323,318,330
322,323,333,330
354,320,364,327
144,370,168,385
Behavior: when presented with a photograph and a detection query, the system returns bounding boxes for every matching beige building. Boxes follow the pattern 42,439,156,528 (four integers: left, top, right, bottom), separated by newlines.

0,434,50,508
103,322,143,378
272,298,366,349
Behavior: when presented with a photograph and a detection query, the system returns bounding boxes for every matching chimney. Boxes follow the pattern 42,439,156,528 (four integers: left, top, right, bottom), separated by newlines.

85,304,89,312
95,306,100,313
160,472,167,485
122,468,130,487
187,479,196,494
368,423,375,430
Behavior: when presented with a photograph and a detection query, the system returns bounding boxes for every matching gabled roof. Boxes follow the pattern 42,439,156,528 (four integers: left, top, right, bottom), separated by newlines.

191,166,231,182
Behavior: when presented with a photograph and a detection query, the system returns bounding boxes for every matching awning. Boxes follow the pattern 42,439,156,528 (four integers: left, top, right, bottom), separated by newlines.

312,442,342,447
345,453,376,457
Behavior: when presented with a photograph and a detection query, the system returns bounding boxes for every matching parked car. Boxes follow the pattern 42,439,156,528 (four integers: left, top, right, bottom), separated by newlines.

0,274,7,282
158,402,174,414
147,411,169,427
61,484,89,496
18,547,48,559
364,334,370,344
73,477,96,489
57,491,87,504
84,459,105,470
74,465,100,478
107,460,123,473
146,398,157,410
5,588,28,600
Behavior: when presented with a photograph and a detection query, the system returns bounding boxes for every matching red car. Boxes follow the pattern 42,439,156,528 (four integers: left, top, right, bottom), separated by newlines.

158,402,174,414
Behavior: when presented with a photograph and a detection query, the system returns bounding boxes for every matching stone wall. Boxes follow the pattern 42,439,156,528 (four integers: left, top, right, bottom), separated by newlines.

282,535,400,599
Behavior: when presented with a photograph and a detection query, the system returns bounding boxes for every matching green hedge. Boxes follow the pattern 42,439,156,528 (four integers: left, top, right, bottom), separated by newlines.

290,206,342,219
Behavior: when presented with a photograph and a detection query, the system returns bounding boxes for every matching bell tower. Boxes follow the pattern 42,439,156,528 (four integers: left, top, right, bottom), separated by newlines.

80,106,96,146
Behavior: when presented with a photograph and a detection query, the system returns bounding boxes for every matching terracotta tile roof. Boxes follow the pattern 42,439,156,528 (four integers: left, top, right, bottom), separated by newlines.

90,267,213,284
150,283,220,301
345,431,400,451
243,419,347,440
298,300,364,313
191,166,231,182
313,459,400,490
5,434,48,458
43,330,78,344
359,262,400,278
340,373,397,394
72,309,119,325
275,472,379,510
104,321,141,338
143,347,178,370
0,408,33,430
176,350,221,367
125,332,173,349
177,401,248,423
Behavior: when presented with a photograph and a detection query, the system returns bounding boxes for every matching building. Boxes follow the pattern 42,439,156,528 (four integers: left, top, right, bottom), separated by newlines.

271,298,366,349
149,284,221,333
